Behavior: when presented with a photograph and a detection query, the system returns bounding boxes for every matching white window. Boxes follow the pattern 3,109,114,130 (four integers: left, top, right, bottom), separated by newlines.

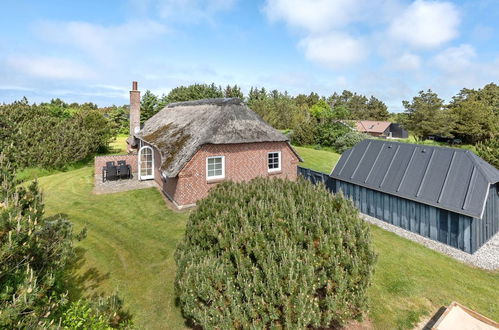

206,156,225,180
268,151,281,172
138,146,154,180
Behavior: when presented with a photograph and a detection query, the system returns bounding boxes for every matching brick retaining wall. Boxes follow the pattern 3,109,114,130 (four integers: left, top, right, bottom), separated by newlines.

94,154,138,176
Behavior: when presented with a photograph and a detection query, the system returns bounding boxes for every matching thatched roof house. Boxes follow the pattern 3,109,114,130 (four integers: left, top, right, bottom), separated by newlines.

138,98,298,178
125,84,301,209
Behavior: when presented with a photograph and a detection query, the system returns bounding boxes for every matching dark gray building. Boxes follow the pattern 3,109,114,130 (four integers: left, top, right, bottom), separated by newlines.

330,140,499,253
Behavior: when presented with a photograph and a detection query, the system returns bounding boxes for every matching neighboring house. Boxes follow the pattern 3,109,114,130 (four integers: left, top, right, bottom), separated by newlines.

330,139,499,254
354,120,408,138
127,82,302,208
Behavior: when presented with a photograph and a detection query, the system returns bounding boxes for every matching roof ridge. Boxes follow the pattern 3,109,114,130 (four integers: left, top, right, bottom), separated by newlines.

166,97,243,108
464,150,499,183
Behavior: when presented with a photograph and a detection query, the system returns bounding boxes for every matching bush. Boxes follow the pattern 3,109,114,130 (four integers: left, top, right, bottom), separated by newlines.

315,120,352,147
476,138,499,169
0,100,113,169
0,155,131,328
175,178,377,328
60,295,132,329
0,155,83,327
334,131,368,153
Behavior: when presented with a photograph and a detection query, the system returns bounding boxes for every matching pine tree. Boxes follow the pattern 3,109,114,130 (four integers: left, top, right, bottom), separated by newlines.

175,178,377,329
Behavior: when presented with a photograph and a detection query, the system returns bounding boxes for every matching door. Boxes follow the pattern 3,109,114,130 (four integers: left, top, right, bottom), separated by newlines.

139,146,154,180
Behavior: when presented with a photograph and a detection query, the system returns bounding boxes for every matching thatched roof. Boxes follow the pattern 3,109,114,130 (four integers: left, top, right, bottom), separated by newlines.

137,98,300,178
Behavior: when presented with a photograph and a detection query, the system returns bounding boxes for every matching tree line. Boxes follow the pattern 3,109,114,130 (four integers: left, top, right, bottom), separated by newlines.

400,84,499,144
0,98,114,169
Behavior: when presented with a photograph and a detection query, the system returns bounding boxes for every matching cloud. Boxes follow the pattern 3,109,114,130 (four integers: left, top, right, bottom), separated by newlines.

263,0,360,32
263,0,370,67
393,52,421,70
36,20,167,64
0,85,36,92
157,0,235,20
299,33,366,68
389,0,460,48
429,44,499,93
432,44,475,72
6,56,97,80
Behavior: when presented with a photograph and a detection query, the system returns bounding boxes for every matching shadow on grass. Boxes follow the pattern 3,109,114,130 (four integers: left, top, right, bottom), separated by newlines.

65,247,112,300
60,219,134,326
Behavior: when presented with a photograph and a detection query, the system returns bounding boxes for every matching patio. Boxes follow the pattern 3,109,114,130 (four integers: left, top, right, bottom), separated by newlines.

93,174,157,194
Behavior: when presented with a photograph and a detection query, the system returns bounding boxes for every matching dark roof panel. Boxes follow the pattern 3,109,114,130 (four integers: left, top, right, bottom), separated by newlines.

331,139,499,218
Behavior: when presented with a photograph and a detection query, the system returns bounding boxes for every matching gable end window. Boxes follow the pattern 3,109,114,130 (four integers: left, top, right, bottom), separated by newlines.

268,151,281,172
206,156,225,180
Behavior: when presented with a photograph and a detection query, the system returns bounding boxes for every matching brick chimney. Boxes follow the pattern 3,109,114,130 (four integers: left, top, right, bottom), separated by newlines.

129,81,140,137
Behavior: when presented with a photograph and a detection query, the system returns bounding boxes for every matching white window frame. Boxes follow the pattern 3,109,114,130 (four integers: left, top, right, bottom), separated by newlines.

267,151,281,172
138,145,154,180
206,156,225,180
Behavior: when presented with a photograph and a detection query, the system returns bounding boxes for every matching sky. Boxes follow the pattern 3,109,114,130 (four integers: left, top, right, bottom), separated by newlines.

0,0,498,112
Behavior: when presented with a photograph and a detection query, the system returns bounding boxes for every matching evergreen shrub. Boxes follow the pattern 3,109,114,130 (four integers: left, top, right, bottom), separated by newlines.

476,138,499,169
175,177,377,329
334,131,368,153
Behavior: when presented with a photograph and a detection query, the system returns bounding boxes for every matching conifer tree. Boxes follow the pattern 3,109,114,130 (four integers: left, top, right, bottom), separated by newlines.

175,178,377,329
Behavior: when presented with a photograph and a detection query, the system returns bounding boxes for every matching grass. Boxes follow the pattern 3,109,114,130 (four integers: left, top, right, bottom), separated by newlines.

393,135,476,152
293,145,341,173
39,167,189,329
36,142,498,329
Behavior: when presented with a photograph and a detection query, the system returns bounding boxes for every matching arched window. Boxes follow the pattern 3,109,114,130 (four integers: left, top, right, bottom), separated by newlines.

138,146,154,180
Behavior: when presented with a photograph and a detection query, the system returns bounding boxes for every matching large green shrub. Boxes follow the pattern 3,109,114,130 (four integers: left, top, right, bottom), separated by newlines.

334,131,368,153
0,100,113,169
175,178,377,329
0,155,131,328
476,138,499,169
315,119,352,147
0,155,82,327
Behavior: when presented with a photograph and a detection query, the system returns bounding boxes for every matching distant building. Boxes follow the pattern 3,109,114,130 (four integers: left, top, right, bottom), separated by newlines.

354,120,408,138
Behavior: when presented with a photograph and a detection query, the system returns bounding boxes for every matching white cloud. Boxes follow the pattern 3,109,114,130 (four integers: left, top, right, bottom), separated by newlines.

156,0,235,21
299,33,366,68
0,85,35,92
394,52,421,70
432,44,475,72
429,44,499,92
36,20,167,64
6,56,97,80
263,0,360,32
389,0,460,48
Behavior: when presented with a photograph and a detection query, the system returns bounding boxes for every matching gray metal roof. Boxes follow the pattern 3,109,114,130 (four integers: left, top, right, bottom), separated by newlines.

331,139,499,218
138,98,302,177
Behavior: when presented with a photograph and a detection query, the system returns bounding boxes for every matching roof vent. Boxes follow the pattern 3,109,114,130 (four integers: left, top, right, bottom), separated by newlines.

422,149,426,153
388,145,393,148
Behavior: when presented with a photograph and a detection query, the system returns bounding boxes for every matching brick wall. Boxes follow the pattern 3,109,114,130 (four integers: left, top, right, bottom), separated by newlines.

162,142,300,207
94,154,138,176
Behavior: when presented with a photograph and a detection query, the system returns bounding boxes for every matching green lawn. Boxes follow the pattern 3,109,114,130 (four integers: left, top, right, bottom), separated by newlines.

39,168,189,329
37,145,498,329
293,145,340,173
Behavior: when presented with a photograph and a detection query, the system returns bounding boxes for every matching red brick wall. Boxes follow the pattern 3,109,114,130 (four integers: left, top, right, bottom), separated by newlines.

163,142,300,207
94,154,138,176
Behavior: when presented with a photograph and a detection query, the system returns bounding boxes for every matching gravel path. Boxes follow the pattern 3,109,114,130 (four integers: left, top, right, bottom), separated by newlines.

360,213,499,271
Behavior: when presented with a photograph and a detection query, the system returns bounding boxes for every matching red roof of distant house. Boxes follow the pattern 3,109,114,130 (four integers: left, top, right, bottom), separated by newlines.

355,120,391,134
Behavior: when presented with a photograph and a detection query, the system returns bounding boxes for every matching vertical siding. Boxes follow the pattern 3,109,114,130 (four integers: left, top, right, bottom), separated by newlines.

298,168,496,254
334,180,474,253
472,184,499,252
